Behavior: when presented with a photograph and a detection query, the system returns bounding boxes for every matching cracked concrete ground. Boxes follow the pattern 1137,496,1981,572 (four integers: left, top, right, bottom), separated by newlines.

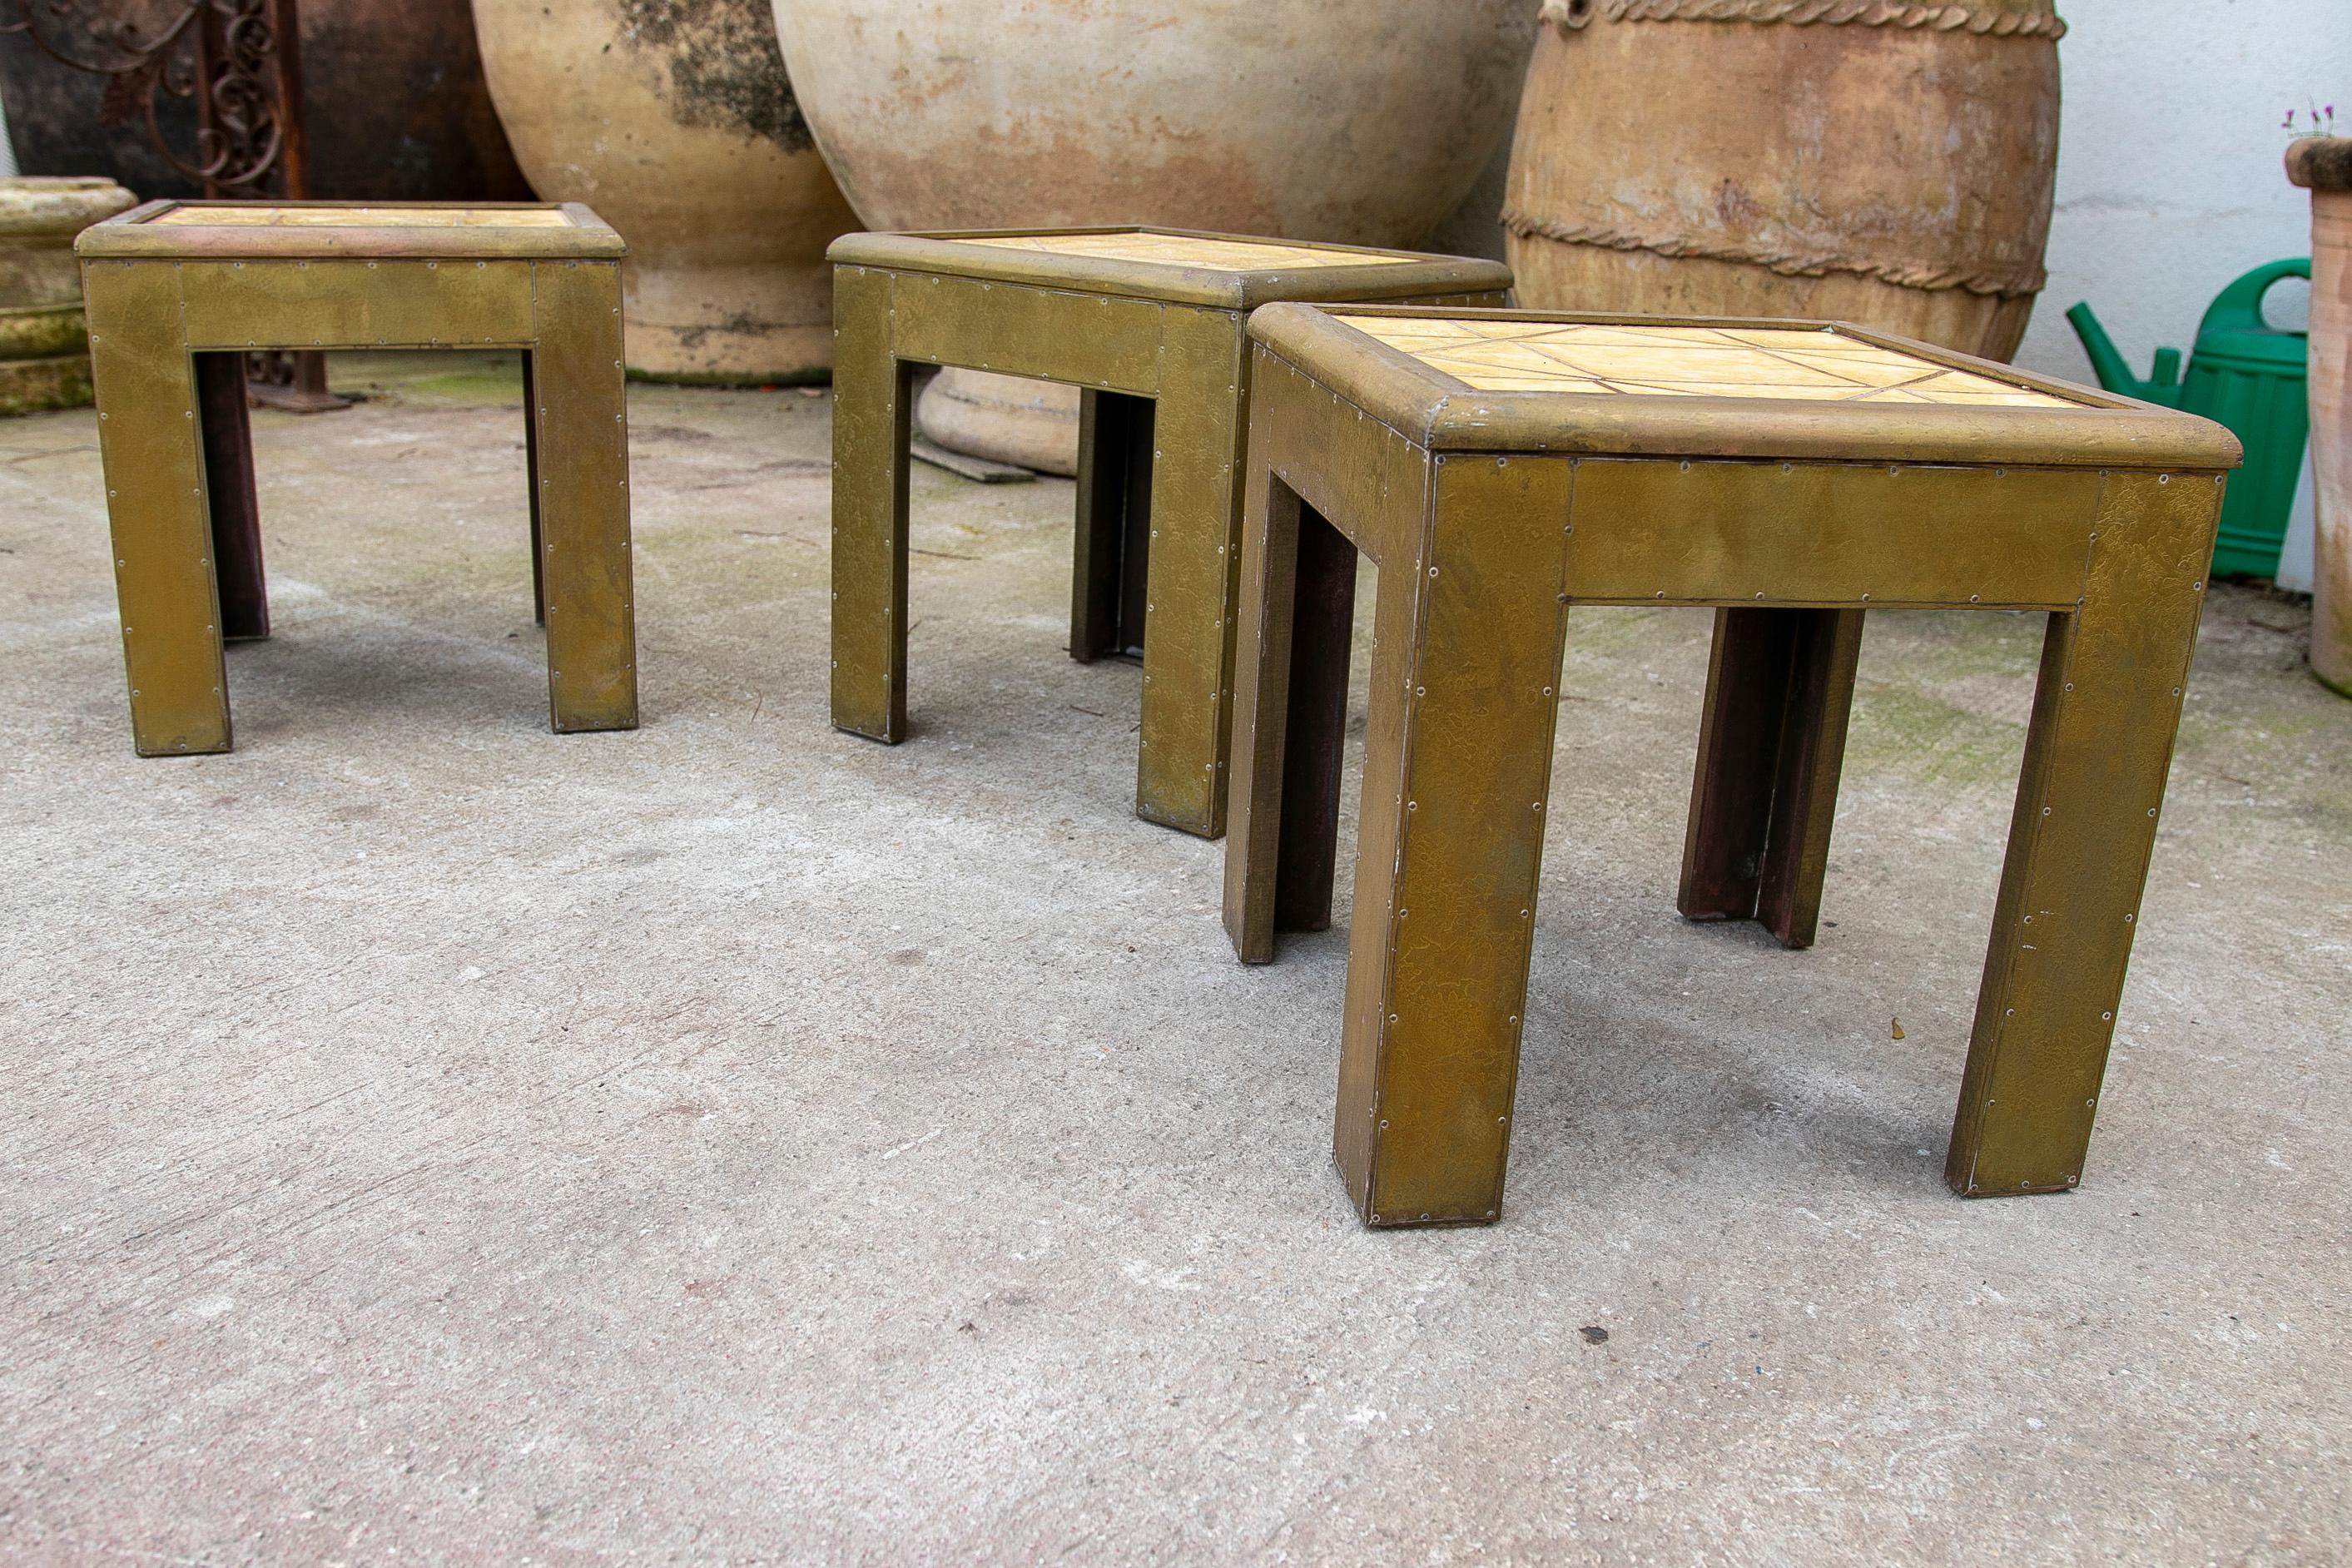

2,354,2348,1564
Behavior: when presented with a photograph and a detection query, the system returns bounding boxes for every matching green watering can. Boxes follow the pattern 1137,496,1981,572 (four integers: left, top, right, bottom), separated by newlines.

2067,258,2310,578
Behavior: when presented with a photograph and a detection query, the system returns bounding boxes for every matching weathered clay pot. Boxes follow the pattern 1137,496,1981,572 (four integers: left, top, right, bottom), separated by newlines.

475,0,859,383
0,177,136,415
1506,0,2062,361
2289,137,2352,696
771,0,1538,470
0,0,528,203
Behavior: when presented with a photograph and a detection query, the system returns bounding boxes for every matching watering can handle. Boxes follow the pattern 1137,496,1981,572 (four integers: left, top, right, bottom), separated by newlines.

2196,257,2312,339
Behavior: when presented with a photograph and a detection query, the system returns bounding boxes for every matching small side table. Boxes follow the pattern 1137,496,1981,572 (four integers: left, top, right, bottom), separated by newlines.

77,201,638,755
1223,305,2239,1228
827,228,1511,838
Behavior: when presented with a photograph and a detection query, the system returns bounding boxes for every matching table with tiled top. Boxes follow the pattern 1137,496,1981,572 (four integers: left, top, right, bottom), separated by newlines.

77,201,636,754
825,227,1512,840
1220,304,2238,1228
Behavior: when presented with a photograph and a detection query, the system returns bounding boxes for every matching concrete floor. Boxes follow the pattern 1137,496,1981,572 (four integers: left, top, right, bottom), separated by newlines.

2,355,2348,1564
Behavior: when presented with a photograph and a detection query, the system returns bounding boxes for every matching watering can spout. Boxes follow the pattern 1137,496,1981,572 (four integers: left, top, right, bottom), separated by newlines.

2065,302,2184,407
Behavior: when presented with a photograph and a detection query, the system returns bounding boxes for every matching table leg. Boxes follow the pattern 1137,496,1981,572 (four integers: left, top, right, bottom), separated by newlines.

522,351,543,625
1223,467,1360,955
84,260,231,756
1132,315,1248,838
1947,473,2218,1195
830,265,915,743
1333,456,1571,1227
195,351,268,642
528,260,638,733
1679,606,1863,949
1273,503,1359,934
1071,388,1153,662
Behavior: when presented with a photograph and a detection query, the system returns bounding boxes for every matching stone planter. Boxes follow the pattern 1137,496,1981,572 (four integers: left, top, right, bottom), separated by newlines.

0,177,136,416
2290,136,2352,696
0,0,528,203
474,0,858,383
1506,0,2062,362
770,0,1537,470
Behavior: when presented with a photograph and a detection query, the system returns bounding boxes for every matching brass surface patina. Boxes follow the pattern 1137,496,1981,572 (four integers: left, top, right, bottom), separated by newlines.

1222,303,2238,1228
77,200,638,754
826,227,1512,838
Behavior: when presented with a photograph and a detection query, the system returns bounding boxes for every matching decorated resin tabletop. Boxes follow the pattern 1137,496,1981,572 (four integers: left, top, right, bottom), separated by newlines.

1243,304,2238,469
76,201,625,261
826,226,1513,310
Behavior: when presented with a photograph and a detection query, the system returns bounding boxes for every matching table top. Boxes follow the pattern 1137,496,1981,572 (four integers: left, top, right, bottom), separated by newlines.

1246,304,2240,470
1348,316,2077,409
827,226,1513,310
77,201,624,261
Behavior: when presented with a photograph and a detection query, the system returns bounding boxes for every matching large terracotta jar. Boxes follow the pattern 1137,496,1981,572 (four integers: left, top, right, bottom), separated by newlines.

475,0,859,383
770,0,1538,469
0,0,528,203
1506,0,2064,361
2290,136,2352,696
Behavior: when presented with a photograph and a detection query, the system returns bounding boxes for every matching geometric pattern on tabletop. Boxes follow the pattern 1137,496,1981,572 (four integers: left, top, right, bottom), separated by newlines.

149,205,580,230
76,201,638,756
1222,304,2240,1228
955,231,1412,273
825,228,1513,839
1348,316,2077,406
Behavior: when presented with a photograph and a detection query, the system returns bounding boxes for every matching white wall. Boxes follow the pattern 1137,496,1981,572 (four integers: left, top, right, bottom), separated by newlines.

2015,0,2350,384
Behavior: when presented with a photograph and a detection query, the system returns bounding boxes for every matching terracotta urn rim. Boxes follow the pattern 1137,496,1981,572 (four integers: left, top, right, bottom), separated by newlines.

0,178,141,240
2287,136,2352,193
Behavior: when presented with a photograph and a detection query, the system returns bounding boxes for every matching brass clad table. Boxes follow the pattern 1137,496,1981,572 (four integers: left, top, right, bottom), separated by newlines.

77,201,638,755
827,228,1511,838
1222,305,2239,1228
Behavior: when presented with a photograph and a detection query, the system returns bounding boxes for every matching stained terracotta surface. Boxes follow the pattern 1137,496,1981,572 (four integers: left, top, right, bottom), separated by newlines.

1347,317,2078,406
1506,4,2061,361
957,232,1410,272
771,0,1536,466
474,0,856,381
2290,140,2352,693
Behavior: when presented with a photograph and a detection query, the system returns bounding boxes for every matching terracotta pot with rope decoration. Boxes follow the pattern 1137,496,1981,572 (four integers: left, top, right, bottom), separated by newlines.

1506,0,2063,361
